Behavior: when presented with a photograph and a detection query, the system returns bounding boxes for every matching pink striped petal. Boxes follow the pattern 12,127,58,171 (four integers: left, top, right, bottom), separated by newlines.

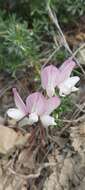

41,65,60,95
26,92,45,115
13,88,27,115
58,59,76,83
45,96,61,115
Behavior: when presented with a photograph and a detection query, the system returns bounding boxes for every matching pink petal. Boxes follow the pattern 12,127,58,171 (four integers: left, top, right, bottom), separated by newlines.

45,96,61,115
41,65,60,89
13,88,27,115
58,59,76,82
26,92,45,115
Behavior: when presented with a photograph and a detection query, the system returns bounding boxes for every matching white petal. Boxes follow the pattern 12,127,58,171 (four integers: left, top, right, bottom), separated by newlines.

72,86,79,92
59,85,71,96
28,113,38,125
63,76,80,88
59,76,80,96
7,108,25,121
47,86,55,97
40,115,56,128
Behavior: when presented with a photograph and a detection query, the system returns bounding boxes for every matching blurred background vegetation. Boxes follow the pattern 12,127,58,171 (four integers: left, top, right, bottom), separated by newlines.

0,0,85,74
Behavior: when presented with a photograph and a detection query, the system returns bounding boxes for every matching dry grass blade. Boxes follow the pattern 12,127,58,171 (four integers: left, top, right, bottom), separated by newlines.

8,162,56,179
47,4,85,75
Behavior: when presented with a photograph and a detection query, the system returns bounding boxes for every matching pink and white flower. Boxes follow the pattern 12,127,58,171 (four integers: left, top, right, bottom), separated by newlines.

26,92,60,127
7,88,27,121
7,89,61,127
41,59,80,97
26,92,45,125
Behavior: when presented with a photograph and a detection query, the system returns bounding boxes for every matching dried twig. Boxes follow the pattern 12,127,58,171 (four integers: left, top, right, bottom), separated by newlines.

8,162,56,179
47,4,85,75
42,45,61,68
47,5,71,53
58,114,85,124
70,43,85,59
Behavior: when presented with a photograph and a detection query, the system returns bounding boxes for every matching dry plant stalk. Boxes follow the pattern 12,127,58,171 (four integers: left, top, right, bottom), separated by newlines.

47,4,85,75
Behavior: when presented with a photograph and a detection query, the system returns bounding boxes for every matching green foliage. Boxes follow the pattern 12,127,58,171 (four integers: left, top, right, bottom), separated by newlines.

0,8,56,73
4,17,39,58
0,13,40,73
1,0,85,25
0,0,84,73
1,0,85,24
58,96,73,114
52,96,73,128
55,48,70,63
50,0,85,24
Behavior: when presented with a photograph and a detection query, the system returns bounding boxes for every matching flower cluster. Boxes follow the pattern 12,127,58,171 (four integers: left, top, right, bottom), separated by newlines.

41,59,80,97
7,59,80,127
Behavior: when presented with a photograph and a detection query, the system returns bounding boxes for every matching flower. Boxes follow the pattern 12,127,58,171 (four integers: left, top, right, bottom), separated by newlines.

41,65,59,97
57,59,80,96
41,59,80,97
26,92,61,127
26,92,45,125
7,88,27,121
58,76,79,96
7,89,61,127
